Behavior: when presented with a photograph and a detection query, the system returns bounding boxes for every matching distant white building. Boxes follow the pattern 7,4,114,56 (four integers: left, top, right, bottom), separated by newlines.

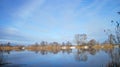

61,46,66,49
114,45,119,48
70,46,76,49
61,46,76,49
22,47,25,50
84,46,88,49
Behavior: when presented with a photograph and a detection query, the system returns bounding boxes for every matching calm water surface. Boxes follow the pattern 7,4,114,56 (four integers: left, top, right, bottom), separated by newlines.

1,48,120,67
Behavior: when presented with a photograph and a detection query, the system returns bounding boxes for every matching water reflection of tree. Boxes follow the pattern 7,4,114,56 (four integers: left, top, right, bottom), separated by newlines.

40,50,48,55
33,49,72,55
32,48,98,62
0,50,9,66
88,48,97,55
0,51,4,65
74,48,98,62
106,48,120,67
61,49,72,54
0,43,12,66
75,49,88,62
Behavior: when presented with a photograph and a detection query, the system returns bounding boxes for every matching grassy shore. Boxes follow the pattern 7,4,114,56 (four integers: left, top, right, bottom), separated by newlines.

0,46,24,51
0,44,119,51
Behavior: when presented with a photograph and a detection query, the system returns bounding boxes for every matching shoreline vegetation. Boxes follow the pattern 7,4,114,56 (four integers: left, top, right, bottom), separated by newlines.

0,42,119,51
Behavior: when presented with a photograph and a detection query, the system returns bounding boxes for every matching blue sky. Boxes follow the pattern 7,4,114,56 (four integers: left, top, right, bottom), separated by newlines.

0,0,120,44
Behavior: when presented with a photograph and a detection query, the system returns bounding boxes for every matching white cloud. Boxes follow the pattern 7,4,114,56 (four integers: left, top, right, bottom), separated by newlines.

5,27,19,35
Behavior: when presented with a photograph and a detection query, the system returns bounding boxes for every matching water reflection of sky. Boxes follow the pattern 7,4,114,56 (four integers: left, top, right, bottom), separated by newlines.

2,48,119,67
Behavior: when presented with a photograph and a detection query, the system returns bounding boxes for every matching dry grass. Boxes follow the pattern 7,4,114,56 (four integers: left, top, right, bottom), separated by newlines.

0,46,23,51
92,45,102,50
102,44,114,50
0,44,117,51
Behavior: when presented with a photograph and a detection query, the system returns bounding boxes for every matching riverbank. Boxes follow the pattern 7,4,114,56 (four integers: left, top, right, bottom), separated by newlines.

0,44,119,51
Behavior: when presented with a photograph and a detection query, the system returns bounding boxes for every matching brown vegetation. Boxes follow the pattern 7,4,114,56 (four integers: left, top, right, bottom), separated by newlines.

0,44,117,51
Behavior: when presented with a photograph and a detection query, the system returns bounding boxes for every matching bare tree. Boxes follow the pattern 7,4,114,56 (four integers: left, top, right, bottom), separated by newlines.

74,34,87,45
88,39,97,46
62,42,65,46
40,41,47,46
66,41,72,46
104,12,120,45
